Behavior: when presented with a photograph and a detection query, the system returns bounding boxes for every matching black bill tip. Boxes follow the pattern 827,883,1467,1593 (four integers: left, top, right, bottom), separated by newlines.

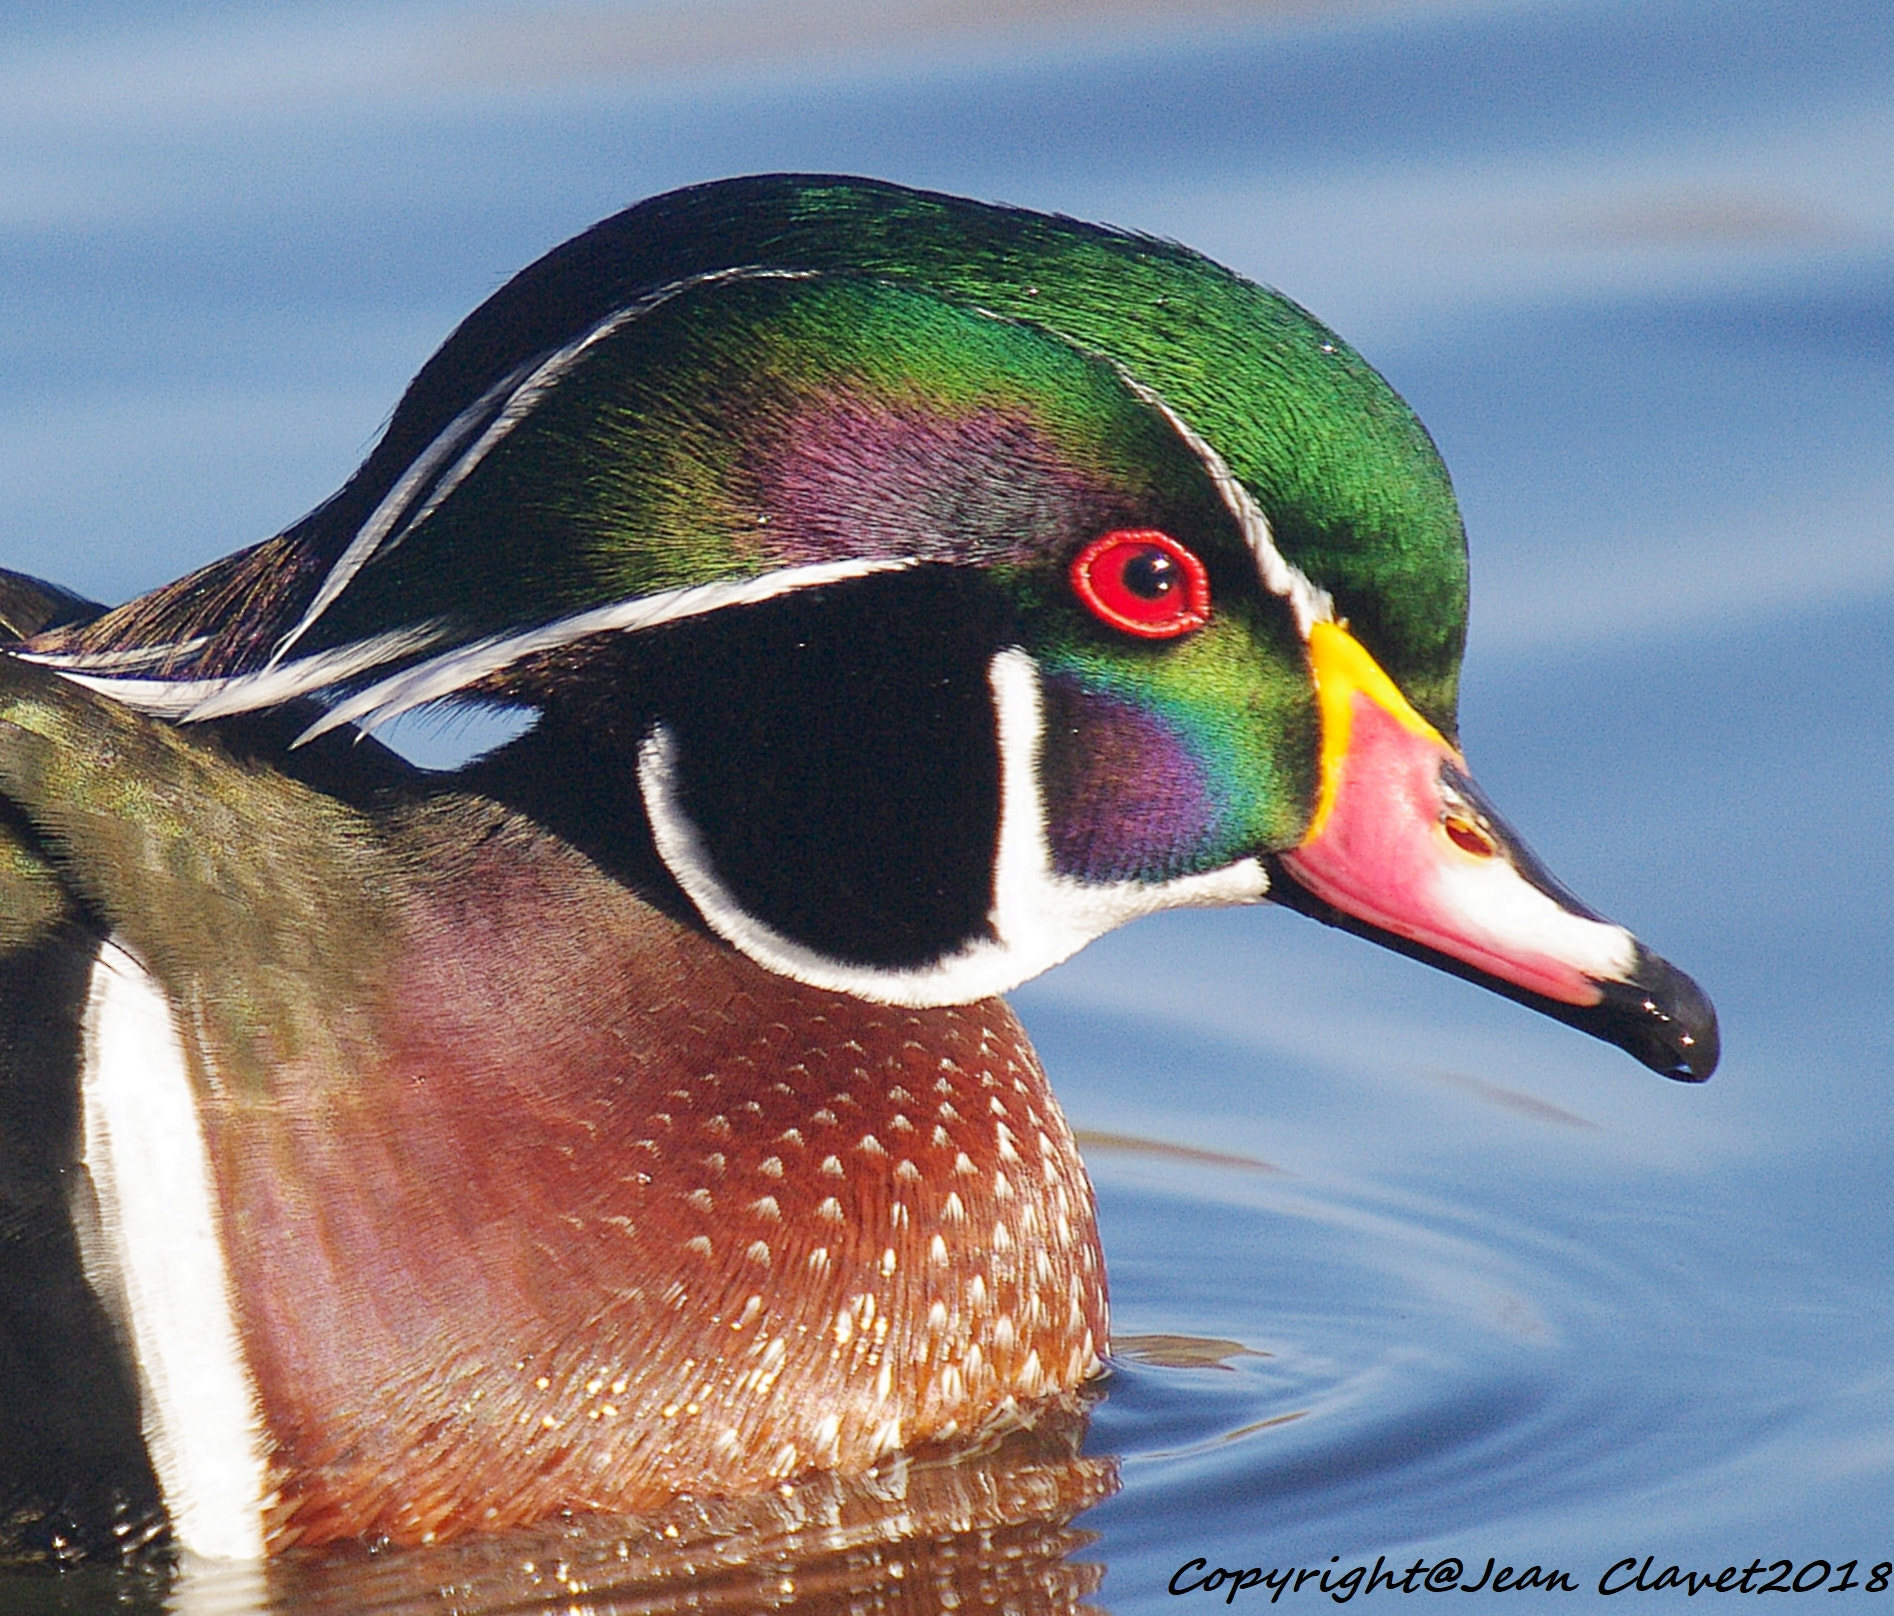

1582,946,1719,1082
1264,856,1719,1083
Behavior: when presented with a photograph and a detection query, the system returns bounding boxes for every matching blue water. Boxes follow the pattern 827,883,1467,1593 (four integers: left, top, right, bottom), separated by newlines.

2,1,1890,1609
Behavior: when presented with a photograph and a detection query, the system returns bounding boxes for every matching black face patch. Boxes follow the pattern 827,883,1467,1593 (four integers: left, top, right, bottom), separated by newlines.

511,567,1012,972
656,567,1007,970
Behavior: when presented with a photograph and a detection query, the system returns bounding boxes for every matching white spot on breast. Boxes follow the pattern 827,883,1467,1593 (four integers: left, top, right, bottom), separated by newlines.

686,1235,713,1257
858,1134,887,1157
816,1196,843,1223
942,1191,965,1223
746,1240,773,1266
808,1246,831,1273
758,1156,784,1178
894,1158,921,1183
749,1196,782,1221
880,1247,897,1276
954,1153,977,1177
686,1187,714,1212
821,1155,845,1178
929,1234,949,1266
993,1223,1013,1252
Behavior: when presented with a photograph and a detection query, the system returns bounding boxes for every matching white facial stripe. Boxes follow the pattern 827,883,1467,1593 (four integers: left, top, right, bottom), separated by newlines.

1114,372,1332,636
33,557,916,731
640,648,1268,1008
267,360,541,668
1433,857,1640,983
27,624,447,721
270,266,820,667
27,636,210,674
73,940,270,1562
292,556,918,745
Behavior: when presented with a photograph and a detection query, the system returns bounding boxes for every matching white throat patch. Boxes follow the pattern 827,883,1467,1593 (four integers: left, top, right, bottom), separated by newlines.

639,647,1268,1007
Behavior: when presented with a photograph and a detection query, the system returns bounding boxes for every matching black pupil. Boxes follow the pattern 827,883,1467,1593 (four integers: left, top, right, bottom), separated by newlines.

1119,547,1179,601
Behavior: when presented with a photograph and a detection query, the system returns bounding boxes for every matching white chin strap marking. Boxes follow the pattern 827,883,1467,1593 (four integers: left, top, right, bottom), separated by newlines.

640,648,1268,1008
73,940,271,1561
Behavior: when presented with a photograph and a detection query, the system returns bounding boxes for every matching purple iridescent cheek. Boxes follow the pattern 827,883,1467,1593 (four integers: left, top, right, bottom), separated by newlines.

1039,675,1222,884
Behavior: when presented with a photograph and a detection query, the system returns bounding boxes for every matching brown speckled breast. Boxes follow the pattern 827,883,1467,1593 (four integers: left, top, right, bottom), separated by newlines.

198,804,1107,1548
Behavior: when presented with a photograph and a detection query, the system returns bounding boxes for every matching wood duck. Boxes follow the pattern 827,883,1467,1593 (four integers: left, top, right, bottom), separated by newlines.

0,175,1716,1564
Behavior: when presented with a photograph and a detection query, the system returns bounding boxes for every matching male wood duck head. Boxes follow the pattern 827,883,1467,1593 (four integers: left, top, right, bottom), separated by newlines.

0,175,1715,1563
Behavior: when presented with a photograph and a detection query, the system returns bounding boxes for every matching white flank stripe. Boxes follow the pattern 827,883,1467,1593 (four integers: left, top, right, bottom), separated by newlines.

73,941,270,1561
640,647,1268,1008
293,556,917,744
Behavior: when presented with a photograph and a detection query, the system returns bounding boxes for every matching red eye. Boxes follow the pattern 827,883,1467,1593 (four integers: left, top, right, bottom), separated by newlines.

1069,530,1211,639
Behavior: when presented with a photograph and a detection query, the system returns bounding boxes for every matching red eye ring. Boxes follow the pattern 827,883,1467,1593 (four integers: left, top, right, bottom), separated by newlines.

1069,529,1211,640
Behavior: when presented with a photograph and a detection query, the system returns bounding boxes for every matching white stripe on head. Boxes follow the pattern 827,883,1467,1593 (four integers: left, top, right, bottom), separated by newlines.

25,624,448,720
269,267,820,667
26,637,211,674
1114,373,1332,636
72,940,271,1562
28,558,915,731
639,647,1268,1007
290,556,918,745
